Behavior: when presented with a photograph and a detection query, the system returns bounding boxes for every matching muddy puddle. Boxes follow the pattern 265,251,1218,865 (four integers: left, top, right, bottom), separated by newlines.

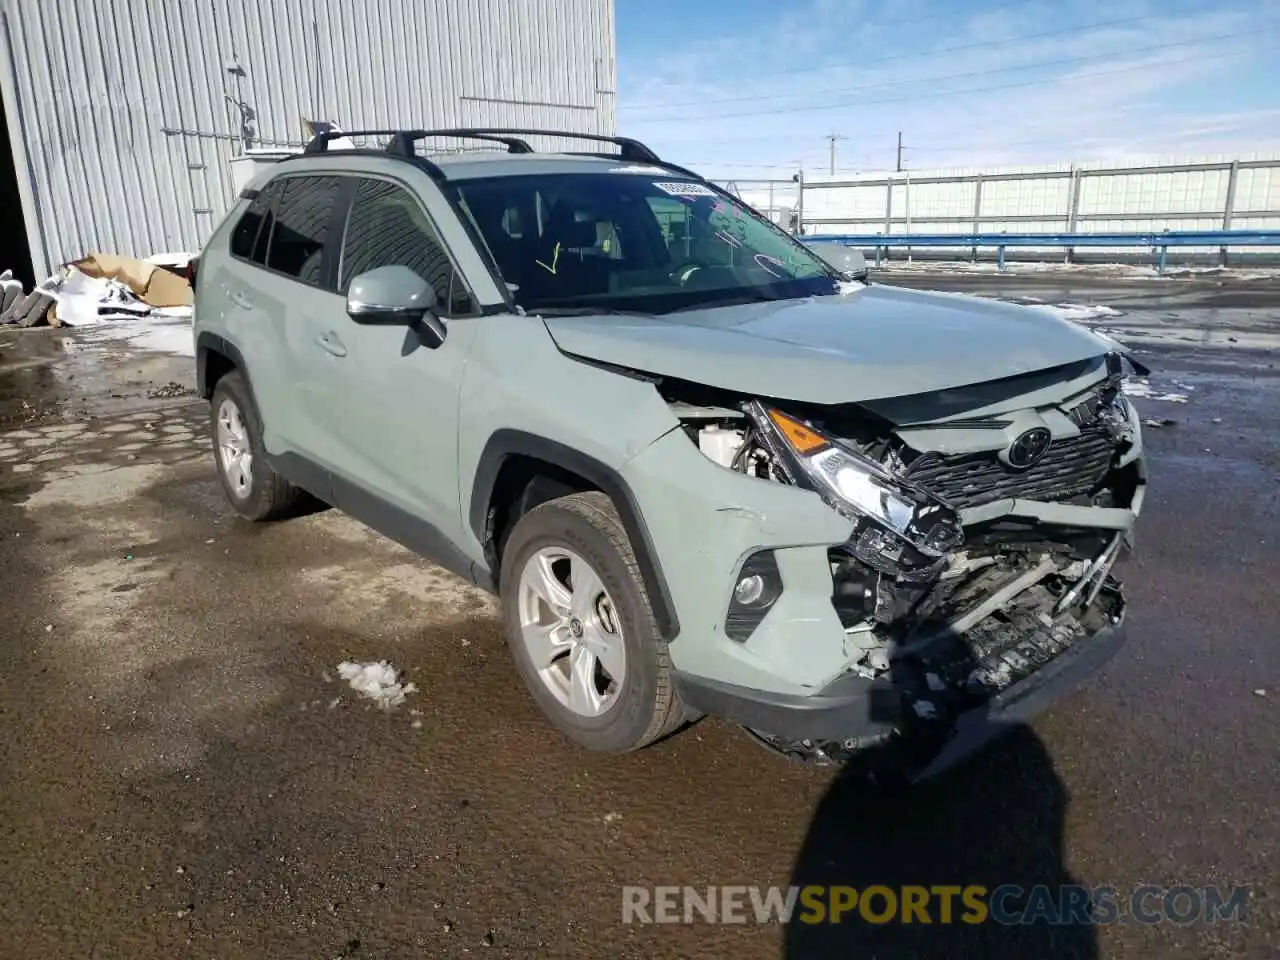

0,326,196,428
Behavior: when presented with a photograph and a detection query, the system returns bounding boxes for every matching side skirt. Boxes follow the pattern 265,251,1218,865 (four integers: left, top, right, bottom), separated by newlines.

268,452,495,592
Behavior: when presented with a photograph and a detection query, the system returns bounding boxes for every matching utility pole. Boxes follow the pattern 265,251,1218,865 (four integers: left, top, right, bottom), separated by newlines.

825,132,846,176
896,130,904,172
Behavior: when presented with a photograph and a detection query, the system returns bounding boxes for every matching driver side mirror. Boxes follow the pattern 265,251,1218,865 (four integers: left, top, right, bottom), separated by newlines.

347,264,447,347
807,242,868,282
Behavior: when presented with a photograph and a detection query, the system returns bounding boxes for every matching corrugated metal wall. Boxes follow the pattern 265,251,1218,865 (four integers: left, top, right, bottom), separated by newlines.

0,0,617,279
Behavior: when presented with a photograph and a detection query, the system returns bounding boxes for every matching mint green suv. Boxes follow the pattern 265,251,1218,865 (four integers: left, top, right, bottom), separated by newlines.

191,128,1146,780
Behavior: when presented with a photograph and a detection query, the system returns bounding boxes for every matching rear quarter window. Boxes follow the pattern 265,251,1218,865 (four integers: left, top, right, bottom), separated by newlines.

229,182,281,263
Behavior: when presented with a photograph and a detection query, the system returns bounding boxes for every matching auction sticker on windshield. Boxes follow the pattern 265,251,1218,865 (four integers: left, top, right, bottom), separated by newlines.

654,181,718,197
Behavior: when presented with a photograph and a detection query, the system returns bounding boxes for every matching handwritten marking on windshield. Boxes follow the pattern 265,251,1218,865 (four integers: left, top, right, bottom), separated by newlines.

754,254,785,277
715,230,743,248
535,242,562,275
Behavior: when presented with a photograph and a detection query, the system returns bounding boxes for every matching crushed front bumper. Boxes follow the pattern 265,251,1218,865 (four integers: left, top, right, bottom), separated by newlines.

672,610,1127,776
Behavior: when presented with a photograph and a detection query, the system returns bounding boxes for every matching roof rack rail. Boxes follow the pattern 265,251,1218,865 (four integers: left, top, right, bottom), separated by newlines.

301,127,684,171
302,128,535,155
437,129,663,163
384,129,536,156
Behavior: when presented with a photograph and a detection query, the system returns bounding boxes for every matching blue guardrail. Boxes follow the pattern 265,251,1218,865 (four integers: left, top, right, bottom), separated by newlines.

803,229,1280,272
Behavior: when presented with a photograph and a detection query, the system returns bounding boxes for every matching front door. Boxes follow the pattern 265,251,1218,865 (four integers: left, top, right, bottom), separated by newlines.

321,174,484,552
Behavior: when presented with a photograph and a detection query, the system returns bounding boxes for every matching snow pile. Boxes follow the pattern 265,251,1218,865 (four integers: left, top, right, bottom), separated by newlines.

46,268,153,326
3,251,193,332
336,660,418,709
146,251,198,268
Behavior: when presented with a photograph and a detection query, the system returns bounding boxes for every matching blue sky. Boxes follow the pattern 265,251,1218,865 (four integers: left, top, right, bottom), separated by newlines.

615,0,1280,179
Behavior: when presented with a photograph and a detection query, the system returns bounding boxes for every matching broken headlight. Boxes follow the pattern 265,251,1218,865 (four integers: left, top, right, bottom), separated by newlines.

752,403,963,559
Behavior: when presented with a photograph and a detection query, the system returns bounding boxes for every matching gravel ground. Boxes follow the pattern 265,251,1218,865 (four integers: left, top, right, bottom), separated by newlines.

0,272,1276,959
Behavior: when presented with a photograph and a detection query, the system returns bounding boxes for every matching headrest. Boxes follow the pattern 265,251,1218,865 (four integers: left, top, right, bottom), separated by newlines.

558,218,600,247
543,204,603,249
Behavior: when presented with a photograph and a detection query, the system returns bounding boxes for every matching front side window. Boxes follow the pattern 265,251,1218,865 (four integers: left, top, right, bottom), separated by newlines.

338,178,475,315
450,173,838,315
266,175,342,285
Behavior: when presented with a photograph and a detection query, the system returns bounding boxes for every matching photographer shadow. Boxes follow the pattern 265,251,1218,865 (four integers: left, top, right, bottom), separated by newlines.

783,724,1098,960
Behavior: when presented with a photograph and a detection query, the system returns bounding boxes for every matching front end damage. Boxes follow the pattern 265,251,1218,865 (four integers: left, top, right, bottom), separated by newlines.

665,353,1144,773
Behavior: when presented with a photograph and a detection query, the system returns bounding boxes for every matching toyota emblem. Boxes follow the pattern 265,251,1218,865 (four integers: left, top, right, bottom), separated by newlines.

1005,427,1052,469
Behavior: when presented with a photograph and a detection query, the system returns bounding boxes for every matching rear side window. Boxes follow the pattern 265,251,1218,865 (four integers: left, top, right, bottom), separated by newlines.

267,176,342,285
229,181,282,263
339,178,476,315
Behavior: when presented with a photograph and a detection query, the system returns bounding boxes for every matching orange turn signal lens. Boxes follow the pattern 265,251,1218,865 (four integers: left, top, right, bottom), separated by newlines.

766,409,830,455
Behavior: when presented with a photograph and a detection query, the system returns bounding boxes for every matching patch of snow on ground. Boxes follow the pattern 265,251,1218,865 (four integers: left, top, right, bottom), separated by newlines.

337,660,417,709
868,259,1280,280
75,312,194,357
1123,379,1189,403
1037,303,1123,323
118,319,194,357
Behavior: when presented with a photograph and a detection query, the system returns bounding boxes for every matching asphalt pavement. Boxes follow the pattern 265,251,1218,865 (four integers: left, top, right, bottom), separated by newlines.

0,268,1276,959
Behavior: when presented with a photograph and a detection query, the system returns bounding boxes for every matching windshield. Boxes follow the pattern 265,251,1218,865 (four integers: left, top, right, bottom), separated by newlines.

449,173,840,315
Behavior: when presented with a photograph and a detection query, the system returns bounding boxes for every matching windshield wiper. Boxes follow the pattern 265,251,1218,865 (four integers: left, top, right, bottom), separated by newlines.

532,305,655,318
663,291,784,313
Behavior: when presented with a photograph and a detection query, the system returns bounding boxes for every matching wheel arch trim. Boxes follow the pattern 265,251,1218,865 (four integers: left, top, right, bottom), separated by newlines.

469,429,681,642
196,331,249,399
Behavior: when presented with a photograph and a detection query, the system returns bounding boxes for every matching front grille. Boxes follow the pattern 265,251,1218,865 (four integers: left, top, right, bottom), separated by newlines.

903,424,1116,510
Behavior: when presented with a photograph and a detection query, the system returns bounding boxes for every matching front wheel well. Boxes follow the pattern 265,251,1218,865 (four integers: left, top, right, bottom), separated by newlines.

470,433,681,641
483,456,597,573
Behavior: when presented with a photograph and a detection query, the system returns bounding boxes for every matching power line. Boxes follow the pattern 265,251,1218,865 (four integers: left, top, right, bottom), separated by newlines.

627,35,1270,124
625,9,1201,110
624,27,1264,120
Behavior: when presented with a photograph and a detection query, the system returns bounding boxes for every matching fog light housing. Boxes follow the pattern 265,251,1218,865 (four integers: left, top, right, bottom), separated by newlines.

725,551,783,642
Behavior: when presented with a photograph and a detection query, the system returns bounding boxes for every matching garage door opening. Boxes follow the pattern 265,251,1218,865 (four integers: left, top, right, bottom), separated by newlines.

0,92,35,288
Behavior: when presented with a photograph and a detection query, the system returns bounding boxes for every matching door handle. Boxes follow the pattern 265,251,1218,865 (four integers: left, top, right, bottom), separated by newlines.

315,331,347,357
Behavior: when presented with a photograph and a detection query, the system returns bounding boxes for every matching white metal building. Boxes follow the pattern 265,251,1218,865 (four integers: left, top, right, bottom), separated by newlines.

0,0,617,284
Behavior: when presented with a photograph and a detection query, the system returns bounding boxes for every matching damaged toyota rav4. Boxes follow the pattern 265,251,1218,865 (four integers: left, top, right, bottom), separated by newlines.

192,129,1146,782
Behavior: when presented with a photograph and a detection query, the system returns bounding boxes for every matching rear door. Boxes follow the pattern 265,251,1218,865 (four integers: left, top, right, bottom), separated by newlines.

221,180,289,445
255,173,347,467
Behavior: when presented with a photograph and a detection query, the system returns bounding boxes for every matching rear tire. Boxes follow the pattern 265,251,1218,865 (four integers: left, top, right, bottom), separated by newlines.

499,491,687,753
209,370,304,522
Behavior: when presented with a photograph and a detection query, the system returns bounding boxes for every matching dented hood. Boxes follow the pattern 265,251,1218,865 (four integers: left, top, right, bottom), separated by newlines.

541,284,1116,405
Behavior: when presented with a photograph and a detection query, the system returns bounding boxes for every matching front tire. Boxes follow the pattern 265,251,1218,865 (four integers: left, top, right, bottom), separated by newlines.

499,491,687,753
209,370,304,522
